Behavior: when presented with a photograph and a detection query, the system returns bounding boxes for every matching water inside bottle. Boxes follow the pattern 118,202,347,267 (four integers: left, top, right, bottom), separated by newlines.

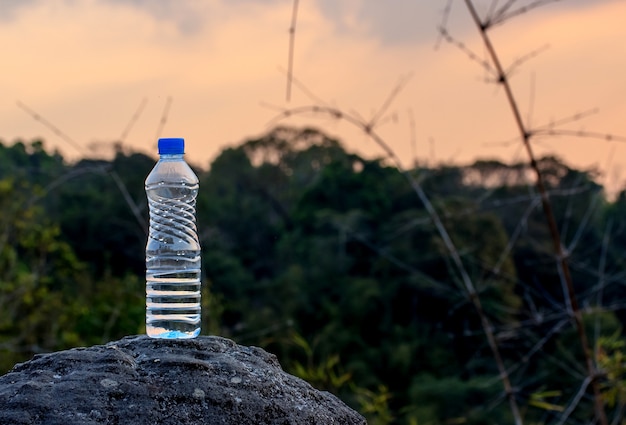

146,268,201,339
146,179,201,339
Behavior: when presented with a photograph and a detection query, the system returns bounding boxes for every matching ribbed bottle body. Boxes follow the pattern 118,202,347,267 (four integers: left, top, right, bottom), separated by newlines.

145,155,201,339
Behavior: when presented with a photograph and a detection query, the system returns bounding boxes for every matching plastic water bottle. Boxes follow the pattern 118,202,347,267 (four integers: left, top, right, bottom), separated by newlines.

145,137,201,339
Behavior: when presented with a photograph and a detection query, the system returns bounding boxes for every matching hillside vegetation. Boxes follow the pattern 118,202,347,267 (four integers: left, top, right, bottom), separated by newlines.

1,126,626,424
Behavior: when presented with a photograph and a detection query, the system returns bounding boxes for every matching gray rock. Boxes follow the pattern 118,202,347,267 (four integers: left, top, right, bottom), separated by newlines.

0,335,366,425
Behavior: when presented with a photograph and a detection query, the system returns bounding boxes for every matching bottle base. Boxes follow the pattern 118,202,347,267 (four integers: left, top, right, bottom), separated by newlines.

146,275,201,340
146,326,200,339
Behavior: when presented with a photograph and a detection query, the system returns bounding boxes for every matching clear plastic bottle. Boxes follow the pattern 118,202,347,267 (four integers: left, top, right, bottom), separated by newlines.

145,137,201,339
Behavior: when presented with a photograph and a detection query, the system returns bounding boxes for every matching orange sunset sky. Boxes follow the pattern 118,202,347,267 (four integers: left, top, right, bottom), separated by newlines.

1,0,625,192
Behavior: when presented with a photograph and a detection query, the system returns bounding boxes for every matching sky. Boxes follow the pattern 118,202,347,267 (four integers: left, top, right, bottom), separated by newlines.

1,0,625,192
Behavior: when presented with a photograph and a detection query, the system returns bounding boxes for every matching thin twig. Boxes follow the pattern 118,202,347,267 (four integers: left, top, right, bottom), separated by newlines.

120,97,147,142
110,171,148,231
434,0,454,50
347,230,454,295
611,403,625,425
482,107,626,147
566,186,602,253
154,96,172,141
504,44,550,77
368,73,413,129
536,108,600,130
486,0,501,24
286,0,299,102
438,27,495,76
28,166,109,206
491,0,563,27
492,196,541,274
555,376,593,425
527,72,536,128
535,129,626,143
507,319,569,375
594,220,611,362
409,108,417,166
559,172,585,243
429,137,435,166
490,0,516,25
278,67,330,107
16,101,83,154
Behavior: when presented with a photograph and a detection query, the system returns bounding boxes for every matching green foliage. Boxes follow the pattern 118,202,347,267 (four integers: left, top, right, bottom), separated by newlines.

528,390,563,413
0,128,626,424
287,332,352,393
355,384,394,425
407,374,510,424
0,177,84,370
598,331,626,410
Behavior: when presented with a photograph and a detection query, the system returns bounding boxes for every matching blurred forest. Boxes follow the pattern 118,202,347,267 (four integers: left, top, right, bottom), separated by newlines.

1,126,626,424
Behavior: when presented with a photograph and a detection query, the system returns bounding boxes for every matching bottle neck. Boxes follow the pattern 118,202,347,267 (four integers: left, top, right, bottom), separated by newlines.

159,153,184,160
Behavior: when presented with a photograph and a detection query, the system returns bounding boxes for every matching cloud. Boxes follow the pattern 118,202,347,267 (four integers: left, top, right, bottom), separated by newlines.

100,0,293,37
316,0,441,46
314,0,622,47
100,0,205,35
0,0,39,23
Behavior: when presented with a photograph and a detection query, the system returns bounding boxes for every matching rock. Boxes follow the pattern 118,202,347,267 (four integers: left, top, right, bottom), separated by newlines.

0,335,366,425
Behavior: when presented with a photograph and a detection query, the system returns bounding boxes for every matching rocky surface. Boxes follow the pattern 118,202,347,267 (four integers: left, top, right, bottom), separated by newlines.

0,335,366,424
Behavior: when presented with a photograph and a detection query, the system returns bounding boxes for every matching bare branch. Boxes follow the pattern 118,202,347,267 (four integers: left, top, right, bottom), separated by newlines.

492,196,541,274
492,0,517,20
566,188,602,254
463,0,607,422
368,73,413,130
535,129,626,143
594,220,611,362
535,108,600,130
16,101,84,154
438,27,495,76
347,230,454,295
555,376,593,425
504,44,550,77
429,137,435,166
154,96,172,141
286,0,299,102
484,106,626,146
486,0,501,24
120,97,147,142
28,166,109,206
278,67,330,107
508,319,569,374
611,403,626,425
434,0,454,50
109,171,148,232
409,108,417,166
259,101,289,113
527,72,536,128
559,172,586,244
491,0,563,27
349,108,367,123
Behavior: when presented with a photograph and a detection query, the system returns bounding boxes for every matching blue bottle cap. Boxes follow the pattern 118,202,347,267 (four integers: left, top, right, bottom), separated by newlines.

158,138,185,154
